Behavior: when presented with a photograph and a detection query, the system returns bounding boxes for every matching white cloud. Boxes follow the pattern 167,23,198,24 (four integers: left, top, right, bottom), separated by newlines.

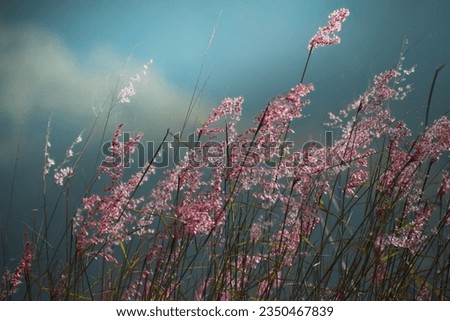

0,21,211,167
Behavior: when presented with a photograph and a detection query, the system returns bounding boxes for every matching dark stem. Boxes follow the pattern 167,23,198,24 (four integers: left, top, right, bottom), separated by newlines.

425,64,445,127
300,48,313,84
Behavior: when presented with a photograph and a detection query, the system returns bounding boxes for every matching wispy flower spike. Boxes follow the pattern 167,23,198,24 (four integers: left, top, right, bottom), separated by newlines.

117,59,153,104
308,8,350,52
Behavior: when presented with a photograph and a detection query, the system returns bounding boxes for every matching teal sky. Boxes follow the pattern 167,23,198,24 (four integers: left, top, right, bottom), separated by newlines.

1,1,449,130
1,0,449,262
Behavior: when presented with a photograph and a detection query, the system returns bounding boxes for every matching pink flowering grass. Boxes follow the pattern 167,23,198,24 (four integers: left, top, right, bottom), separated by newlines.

2,8,449,301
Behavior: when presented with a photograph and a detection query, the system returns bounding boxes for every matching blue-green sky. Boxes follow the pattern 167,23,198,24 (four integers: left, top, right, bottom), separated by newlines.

1,0,449,262
1,1,449,138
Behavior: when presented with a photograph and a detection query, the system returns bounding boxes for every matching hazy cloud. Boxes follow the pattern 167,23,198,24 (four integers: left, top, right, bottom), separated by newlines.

0,21,210,166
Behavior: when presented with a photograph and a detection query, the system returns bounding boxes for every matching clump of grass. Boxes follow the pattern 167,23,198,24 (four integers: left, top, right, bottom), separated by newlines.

1,8,449,301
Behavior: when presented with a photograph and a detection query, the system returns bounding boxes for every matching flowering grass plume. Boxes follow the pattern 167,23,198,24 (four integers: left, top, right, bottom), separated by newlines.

308,8,350,52
1,233,32,300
